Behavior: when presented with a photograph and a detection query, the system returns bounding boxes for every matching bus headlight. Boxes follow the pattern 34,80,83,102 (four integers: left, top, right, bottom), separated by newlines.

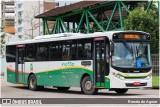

115,74,125,80
145,74,151,80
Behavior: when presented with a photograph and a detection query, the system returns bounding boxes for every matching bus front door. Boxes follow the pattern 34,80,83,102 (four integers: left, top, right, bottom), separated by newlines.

16,46,25,83
94,38,106,87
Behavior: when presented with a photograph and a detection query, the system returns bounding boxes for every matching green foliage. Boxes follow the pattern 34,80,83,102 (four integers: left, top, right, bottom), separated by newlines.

152,75,159,87
0,27,6,56
124,7,159,54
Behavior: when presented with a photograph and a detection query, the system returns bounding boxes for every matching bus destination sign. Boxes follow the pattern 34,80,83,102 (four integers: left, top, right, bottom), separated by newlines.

124,34,140,40
113,33,150,41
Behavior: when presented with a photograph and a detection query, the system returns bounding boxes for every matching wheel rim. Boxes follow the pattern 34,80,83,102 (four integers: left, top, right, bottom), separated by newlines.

30,77,35,88
85,80,92,91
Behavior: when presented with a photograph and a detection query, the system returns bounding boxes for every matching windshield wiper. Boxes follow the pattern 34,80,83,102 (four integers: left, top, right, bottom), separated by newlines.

123,41,133,54
137,41,144,52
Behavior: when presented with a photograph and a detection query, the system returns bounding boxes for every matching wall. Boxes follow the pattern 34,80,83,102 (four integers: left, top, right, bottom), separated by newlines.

15,1,40,40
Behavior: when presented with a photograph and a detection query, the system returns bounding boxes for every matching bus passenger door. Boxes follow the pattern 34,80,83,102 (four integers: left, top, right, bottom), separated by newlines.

16,45,25,83
94,37,106,87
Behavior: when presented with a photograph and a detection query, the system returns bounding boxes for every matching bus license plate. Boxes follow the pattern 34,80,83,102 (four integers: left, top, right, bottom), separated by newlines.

134,82,140,86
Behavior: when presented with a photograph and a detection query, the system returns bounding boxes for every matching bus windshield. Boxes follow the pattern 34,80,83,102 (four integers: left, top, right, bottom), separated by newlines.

112,42,151,68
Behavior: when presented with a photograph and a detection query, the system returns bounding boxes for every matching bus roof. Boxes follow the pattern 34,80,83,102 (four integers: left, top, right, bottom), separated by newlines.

6,31,149,45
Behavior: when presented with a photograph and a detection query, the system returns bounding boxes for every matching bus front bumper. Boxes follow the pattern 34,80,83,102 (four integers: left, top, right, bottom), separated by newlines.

110,76,152,89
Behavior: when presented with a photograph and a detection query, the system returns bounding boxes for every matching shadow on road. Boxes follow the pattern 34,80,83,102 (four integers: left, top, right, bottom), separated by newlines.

10,86,145,96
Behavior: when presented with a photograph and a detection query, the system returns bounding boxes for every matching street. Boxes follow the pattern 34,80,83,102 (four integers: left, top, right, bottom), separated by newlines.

1,76,159,98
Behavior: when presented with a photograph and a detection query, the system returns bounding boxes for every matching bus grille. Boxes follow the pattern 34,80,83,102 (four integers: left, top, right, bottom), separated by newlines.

125,83,147,87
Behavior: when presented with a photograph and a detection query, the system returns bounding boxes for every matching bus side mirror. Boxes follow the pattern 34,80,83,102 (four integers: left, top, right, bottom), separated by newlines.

110,40,114,55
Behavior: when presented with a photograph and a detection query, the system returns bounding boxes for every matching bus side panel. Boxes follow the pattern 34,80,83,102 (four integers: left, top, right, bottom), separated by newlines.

23,62,28,85
25,62,49,86
7,63,16,84
48,61,65,87
68,60,94,87
24,61,93,87
47,60,93,87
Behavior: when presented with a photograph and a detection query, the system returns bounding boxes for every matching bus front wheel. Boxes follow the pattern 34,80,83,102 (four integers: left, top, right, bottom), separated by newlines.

81,76,98,95
28,74,44,91
114,89,128,94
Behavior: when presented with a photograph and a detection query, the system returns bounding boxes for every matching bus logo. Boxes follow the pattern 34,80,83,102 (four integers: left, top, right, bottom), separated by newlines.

30,63,33,71
2,99,11,104
62,62,75,67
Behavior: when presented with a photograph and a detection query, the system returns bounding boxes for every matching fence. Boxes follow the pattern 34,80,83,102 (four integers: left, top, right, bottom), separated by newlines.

151,54,159,76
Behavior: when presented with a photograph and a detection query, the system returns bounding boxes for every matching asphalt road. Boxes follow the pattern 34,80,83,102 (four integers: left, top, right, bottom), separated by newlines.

1,76,159,99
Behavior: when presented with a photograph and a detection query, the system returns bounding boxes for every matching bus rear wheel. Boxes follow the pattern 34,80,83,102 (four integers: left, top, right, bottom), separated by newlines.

81,76,98,95
28,74,44,91
57,87,70,91
114,89,128,94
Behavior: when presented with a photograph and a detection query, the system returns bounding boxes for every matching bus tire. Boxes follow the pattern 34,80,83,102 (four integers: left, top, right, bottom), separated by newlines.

114,89,128,94
57,87,70,91
81,76,98,95
28,74,44,91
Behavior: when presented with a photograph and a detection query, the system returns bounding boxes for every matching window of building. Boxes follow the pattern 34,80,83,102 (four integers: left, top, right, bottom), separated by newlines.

18,12,22,25
18,27,23,32
26,44,37,61
18,3,22,8
18,35,22,39
18,12,22,16
56,2,59,7
6,45,16,62
37,43,48,61
50,42,62,61
18,19,22,25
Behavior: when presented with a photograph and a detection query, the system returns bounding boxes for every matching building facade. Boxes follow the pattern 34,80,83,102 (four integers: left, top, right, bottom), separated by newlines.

2,0,79,41
1,0,15,34
14,0,55,41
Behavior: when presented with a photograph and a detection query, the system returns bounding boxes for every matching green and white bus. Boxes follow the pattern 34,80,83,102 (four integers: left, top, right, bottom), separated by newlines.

6,31,152,95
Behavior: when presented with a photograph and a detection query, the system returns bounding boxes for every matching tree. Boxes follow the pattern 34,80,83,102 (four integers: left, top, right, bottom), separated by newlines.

124,6,159,54
24,6,39,39
0,27,6,57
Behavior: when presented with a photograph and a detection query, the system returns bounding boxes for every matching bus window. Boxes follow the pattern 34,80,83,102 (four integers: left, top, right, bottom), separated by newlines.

37,43,48,61
50,42,62,61
71,44,77,60
26,44,36,61
6,45,16,62
85,43,92,59
77,41,92,60
62,44,71,60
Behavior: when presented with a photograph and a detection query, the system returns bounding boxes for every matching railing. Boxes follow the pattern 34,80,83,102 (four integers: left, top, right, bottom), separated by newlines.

1,1,14,5
5,22,14,26
5,9,14,12
5,16,14,19
5,8,14,10
151,54,159,76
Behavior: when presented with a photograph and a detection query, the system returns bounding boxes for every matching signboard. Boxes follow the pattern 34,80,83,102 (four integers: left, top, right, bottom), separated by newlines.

16,45,25,48
93,37,105,41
